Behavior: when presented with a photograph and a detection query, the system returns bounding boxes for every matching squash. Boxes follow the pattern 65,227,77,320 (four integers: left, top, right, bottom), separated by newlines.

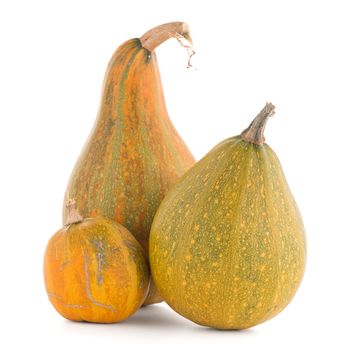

44,201,149,323
62,22,195,305
149,103,306,329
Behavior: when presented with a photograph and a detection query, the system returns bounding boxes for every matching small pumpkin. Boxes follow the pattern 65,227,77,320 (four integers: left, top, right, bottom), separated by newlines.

62,22,195,305
44,202,149,323
149,103,306,329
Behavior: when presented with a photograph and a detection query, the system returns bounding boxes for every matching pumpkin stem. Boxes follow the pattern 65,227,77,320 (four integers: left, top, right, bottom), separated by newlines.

140,22,194,65
65,199,83,225
241,103,275,145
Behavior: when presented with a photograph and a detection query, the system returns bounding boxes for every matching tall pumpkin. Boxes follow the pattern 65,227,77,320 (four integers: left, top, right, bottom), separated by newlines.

63,22,195,305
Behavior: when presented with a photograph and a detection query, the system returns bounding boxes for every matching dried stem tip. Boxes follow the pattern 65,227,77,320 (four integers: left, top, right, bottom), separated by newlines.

65,199,83,225
241,103,276,145
140,21,192,52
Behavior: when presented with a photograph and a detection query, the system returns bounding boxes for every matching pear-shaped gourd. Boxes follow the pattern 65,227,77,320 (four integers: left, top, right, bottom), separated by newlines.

149,103,306,329
44,202,150,323
63,22,195,305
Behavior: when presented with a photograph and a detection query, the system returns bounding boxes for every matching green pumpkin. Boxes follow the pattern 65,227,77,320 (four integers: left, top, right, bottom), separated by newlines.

149,103,306,329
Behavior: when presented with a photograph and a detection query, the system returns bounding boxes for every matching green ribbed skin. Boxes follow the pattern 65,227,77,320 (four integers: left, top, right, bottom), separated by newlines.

149,136,306,329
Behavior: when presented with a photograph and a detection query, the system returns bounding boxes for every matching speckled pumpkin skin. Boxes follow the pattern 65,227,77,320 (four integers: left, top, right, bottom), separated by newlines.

149,136,306,329
62,39,195,305
44,217,150,323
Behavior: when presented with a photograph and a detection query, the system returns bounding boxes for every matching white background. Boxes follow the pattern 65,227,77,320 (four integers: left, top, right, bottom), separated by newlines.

1,0,349,349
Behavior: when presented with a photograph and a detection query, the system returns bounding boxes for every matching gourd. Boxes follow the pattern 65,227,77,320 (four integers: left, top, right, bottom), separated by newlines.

62,22,195,305
44,201,150,323
149,103,306,329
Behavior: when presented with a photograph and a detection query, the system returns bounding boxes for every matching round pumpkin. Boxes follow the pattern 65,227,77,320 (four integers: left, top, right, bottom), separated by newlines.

44,211,150,323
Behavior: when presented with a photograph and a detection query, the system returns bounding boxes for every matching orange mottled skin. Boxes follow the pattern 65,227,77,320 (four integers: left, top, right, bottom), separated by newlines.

63,39,195,304
44,217,150,323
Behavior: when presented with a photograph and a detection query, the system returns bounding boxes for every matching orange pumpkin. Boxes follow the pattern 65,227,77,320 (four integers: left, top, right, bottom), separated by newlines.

62,22,195,305
44,203,149,323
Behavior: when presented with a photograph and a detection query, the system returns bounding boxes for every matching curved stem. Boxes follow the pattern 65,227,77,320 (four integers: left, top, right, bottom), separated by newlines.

65,199,83,225
140,22,192,52
241,103,275,145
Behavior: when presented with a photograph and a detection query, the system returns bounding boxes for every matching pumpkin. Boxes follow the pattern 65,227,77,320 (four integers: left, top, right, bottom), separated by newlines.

62,22,195,305
149,103,306,329
44,202,149,323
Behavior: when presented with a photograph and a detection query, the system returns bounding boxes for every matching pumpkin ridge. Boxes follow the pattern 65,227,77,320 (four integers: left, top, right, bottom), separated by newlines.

179,141,245,319
219,143,257,326
104,45,144,222
181,141,249,321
